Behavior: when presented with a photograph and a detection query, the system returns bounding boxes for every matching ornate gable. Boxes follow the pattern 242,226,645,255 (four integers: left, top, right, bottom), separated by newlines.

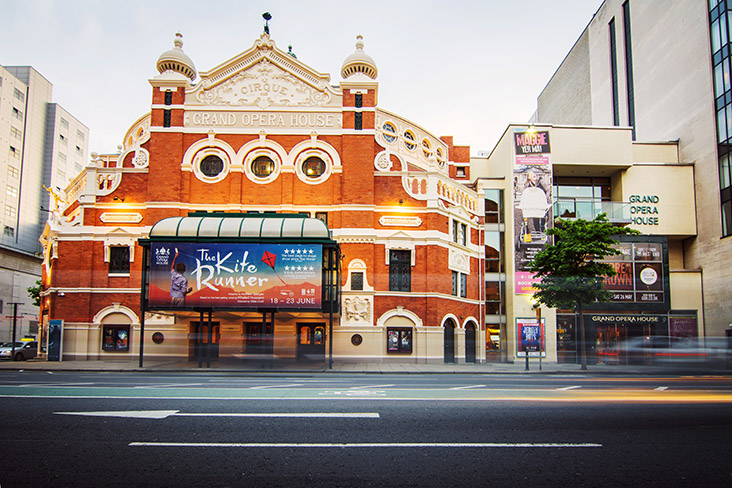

187,34,342,109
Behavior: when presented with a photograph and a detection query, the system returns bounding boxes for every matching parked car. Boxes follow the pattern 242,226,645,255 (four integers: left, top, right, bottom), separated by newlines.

0,341,38,361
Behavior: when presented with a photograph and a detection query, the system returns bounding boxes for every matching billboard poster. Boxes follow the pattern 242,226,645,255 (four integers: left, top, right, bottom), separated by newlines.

513,128,553,294
147,242,322,310
517,318,546,357
601,242,666,305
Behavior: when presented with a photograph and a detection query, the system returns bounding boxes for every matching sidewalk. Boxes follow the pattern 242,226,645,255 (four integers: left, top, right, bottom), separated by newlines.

1,357,730,375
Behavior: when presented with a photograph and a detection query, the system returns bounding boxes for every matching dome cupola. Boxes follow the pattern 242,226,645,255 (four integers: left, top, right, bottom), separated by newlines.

156,33,196,81
341,35,377,80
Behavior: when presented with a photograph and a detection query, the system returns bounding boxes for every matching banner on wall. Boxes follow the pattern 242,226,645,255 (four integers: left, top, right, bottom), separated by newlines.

147,242,322,310
513,128,553,294
517,318,546,357
600,241,667,305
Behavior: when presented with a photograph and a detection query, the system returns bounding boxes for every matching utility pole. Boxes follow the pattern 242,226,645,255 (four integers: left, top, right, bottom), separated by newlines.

9,302,23,361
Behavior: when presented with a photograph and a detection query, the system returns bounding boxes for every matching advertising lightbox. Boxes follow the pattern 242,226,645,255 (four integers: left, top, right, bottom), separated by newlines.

147,242,322,310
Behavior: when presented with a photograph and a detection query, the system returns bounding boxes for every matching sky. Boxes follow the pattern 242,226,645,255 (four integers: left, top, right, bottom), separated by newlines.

1,0,602,156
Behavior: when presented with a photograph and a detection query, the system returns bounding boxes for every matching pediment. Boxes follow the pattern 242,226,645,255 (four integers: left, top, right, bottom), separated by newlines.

187,34,342,109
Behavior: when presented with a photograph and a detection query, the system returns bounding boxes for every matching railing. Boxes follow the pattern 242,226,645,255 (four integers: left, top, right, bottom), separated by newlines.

553,198,631,222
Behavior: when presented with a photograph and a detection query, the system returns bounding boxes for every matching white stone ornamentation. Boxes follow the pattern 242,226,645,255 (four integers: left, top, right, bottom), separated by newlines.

343,296,372,324
196,59,332,108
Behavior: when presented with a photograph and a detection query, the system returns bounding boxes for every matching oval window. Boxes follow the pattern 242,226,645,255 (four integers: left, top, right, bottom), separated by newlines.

200,155,224,177
252,155,275,178
302,156,326,178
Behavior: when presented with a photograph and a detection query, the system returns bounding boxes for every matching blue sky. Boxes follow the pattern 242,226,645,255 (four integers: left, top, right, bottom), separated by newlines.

1,0,602,156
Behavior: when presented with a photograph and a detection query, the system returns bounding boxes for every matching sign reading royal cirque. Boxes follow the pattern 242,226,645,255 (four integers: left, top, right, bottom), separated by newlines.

147,242,322,310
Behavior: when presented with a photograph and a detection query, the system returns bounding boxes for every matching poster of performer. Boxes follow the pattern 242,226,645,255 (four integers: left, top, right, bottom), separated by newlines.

513,128,553,294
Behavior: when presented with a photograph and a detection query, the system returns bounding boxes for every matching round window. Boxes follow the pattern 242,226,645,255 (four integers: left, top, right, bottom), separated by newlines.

404,130,416,151
303,157,325,178
252,155,275,178
382,122,397,143
200,155,224,177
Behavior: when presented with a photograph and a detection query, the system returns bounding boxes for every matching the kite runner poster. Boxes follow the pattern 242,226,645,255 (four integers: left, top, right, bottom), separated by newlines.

146,242,322,310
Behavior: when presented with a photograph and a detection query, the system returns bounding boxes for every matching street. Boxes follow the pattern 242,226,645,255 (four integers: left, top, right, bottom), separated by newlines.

1,372,731,487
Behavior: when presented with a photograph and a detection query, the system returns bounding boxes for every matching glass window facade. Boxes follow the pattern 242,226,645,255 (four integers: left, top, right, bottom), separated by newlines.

710,0,732,236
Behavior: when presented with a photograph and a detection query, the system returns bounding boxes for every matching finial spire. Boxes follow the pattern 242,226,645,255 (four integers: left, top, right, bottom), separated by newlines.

262,12,272,35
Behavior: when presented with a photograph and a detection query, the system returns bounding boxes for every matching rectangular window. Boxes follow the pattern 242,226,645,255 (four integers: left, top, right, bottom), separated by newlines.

6,186,17,199
461,223,467,246
456,167,466,177
609,18,620,126
164,91,173,105
452,270,459,296
355,93,363,108
163,109,171,128
75,145,83,155
354,112,363,130
3,226,14,237
76,129,85,141
12,107,22,120
4,205,15,218
389,249,411,292
60,118,69,129
58,152,67,164
386,327,412,353
315,211,328,225
460,273,467,298
109,246,130,274
10,127,22,139
13,88,24,103
721,154,731,190
351,272,364,291
9,146,19,159
59,134,67,145
623,1,636,140
7,166,18,178
102,324,130,352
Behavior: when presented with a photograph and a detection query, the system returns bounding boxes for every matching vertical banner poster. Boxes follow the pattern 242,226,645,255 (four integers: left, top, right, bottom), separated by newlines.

147,242,322,310
47,319,63,362
513,128,553,294
517,318,546,357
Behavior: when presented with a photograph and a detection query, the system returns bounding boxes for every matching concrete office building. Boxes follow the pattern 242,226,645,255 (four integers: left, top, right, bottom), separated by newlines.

0,65,89,342
533,0,732,337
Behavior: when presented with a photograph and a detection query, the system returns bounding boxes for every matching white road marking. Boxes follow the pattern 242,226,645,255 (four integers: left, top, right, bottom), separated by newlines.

348,384,395,389
19,383,95,387
450,385,486,390
134,383,204,389
249,384,303,389
556,386,582,391
53,410,380,419
654,386,669,391
130,442,602,448
319,390,387,397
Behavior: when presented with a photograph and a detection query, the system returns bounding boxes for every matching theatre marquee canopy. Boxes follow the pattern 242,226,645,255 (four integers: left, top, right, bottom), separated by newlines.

138,213,340,312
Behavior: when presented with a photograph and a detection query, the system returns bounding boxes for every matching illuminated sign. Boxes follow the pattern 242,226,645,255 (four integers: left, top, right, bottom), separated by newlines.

601,242,666,305
147,242,322,310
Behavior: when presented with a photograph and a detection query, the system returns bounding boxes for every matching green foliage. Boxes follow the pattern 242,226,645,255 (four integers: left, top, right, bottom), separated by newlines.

27,279,42,308
529,214,639,309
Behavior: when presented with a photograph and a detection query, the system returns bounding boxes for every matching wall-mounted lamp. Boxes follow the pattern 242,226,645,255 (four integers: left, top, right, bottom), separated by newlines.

113,196,125,202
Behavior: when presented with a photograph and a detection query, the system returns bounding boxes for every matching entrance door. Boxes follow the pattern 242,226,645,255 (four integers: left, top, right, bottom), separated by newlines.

244,322,272,358
297,323,326,360
444,320,455,363
465,323,476,363
188,321,220,361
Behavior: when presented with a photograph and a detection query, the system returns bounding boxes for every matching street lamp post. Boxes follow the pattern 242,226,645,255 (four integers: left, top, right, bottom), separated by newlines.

9,302,23,361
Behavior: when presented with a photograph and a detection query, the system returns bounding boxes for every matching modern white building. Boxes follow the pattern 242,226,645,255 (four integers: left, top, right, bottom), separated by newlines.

533,0,732,337
0,65,89,342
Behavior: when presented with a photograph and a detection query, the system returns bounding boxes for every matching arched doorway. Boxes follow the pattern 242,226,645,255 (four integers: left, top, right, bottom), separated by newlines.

444,319,456,363
465,322,476,363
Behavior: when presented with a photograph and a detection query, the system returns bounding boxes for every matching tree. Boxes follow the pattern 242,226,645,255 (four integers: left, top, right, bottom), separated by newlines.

528,214,639,370
27,279,42,307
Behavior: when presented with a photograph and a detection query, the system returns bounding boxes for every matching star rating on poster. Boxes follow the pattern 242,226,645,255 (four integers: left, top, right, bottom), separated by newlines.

283,248,316,255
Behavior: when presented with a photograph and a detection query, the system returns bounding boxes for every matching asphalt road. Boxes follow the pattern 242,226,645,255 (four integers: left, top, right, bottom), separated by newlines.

1,372,731,487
